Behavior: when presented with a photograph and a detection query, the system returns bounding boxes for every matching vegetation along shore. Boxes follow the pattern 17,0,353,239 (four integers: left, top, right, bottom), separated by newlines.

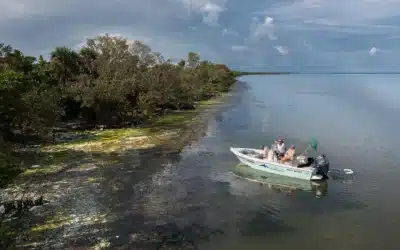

0,33,238,213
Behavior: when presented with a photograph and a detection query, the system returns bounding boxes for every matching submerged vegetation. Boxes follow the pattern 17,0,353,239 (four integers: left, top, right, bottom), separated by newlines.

0,34,236,187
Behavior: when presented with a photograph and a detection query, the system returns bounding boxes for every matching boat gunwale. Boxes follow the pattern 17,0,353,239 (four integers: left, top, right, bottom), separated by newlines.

229,147,314,173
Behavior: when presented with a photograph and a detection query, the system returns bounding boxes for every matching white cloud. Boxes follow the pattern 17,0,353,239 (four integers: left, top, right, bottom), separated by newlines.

369,46,378,55
201,3,224,25
231,45,248,51
274,45,288,55
222,28,238,36
0,1,226,60
250,15,276,40
177,0,227,25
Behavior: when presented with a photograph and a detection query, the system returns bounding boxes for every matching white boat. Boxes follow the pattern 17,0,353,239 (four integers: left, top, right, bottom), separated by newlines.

231,163,328,197
229,147,330,181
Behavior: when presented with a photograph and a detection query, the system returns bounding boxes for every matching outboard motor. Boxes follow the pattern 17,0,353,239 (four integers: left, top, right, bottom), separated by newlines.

314,154,330,178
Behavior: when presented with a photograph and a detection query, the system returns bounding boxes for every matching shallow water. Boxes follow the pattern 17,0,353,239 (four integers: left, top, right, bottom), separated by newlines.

3,74,400,249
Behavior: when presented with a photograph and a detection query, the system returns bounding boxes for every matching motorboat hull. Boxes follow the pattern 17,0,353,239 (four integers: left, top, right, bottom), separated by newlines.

230,147,323,180
231,163,315,191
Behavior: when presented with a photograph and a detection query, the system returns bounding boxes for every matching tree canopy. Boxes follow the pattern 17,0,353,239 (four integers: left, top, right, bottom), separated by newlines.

0,34,236,145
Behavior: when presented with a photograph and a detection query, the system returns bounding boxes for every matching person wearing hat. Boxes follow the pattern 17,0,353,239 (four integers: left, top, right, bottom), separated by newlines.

276,138,286,159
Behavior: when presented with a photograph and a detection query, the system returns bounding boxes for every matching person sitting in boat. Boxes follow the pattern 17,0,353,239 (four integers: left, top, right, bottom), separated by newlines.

270,140,280,160
276,138,286,158
271,140,277,152
258,145,269,159
280,145,295,163
267,147,274,161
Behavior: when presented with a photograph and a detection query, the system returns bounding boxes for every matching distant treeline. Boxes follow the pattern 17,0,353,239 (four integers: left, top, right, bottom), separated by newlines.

0,34,237,145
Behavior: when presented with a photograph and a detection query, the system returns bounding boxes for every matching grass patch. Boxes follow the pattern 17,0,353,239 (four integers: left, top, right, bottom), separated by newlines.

87,177,105,183
91,127,151,140
197,98,223,107
41,127,157,153
151,112,194,126
39,150,72,165
21,165,64,176
30,212,107,232
0,94,229,188
38,94,228,154
31,216,72,232
41,112,199,153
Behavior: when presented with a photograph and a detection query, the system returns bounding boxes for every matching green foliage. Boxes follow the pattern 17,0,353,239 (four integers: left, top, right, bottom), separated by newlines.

0,35,236,187
0,34,236,144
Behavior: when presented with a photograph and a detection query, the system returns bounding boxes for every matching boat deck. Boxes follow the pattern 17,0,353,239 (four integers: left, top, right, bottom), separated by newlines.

234,148,314,170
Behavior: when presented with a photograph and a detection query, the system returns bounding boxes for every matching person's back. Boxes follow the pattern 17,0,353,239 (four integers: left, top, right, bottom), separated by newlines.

263,146,269,158
271,141,277,153
281,145,295,163
286,146,295,160
259,145,268,158
267,149,274,161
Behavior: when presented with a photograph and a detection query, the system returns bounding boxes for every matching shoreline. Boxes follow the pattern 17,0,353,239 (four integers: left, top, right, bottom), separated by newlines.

0,82,240,208
0,36,242,248
0,82,243,249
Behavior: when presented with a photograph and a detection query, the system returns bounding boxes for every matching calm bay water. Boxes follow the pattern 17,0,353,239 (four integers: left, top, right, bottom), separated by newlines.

172,75,400,249
6,74,400,249
149,74,400,250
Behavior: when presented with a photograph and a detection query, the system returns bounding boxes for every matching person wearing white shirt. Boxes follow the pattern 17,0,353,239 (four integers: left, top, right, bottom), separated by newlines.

276,138,286,159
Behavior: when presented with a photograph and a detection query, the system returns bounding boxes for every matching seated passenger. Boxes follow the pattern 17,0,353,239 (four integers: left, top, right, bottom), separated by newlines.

258,145,269,159
270,141,279,161
280,145,296,163
276,138,286,158
271,140,278,149
267,148,274,161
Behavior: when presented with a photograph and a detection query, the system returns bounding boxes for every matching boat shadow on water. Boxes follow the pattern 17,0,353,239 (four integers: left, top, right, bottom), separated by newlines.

230,164,328,198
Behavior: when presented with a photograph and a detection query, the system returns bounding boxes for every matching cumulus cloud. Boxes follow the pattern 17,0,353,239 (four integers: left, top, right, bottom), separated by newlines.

177,0,227,25
250,15,276,40
0,1,222,58
200,3,224,25
274,45,288,55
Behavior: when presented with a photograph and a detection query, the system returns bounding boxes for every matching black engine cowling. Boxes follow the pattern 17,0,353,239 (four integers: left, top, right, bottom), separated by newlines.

315,154,330,178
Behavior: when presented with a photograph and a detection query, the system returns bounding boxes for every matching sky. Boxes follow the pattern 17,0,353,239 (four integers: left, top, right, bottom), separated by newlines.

1,0,400,72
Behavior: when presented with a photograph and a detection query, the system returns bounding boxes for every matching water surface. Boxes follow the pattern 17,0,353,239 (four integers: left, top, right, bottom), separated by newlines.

5,74,400,249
